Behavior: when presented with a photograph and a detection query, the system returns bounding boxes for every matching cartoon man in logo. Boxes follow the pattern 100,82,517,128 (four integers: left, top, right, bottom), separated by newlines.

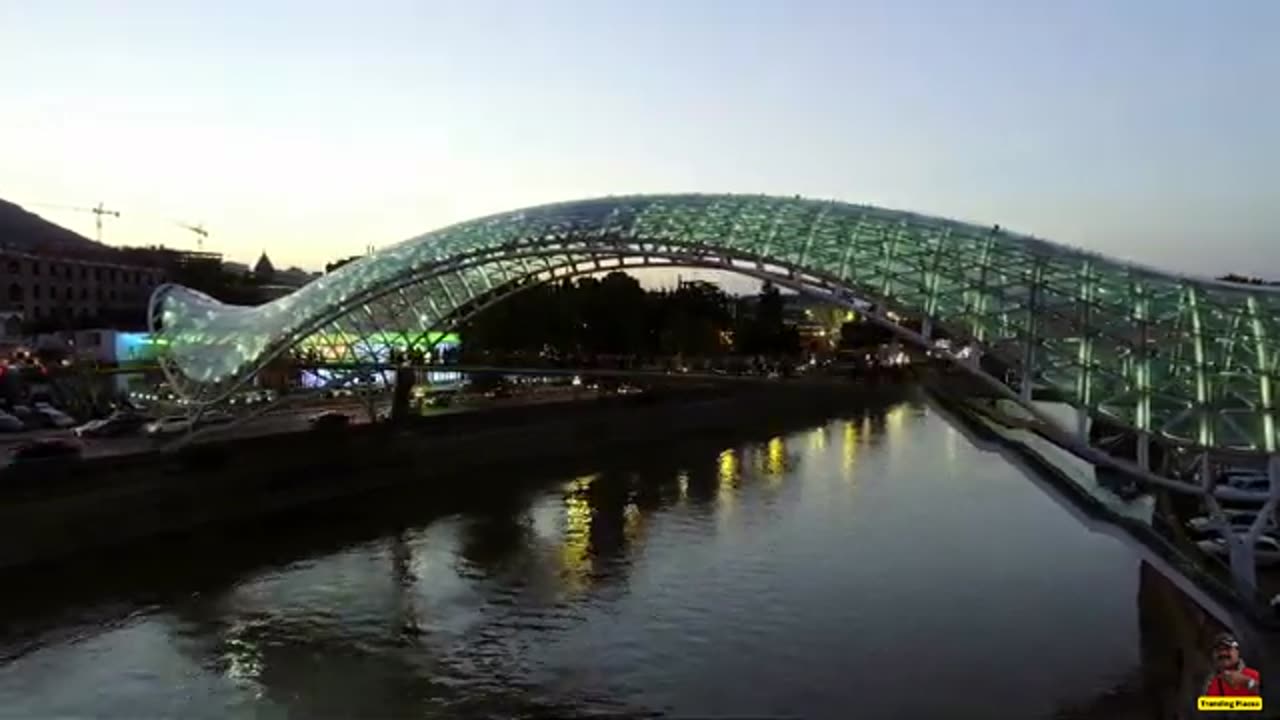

1202,632,1261,697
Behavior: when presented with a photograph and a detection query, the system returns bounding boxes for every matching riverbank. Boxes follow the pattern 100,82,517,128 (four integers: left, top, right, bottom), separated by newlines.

922,385,1280,716
0,383,887,574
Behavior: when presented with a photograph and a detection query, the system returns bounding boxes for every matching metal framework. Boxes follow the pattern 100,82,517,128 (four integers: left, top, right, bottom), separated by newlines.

149,194,1280,582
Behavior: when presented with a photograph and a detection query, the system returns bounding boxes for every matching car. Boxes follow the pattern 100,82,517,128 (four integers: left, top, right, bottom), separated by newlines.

1219,468,1271,492
145,416,194,437
145,411,232,436
1223,474,1270,493
198,411,235,427
424,393,454,408
36,407,76,429
1196,535,1280,567
8,405,41,428
9,438,83,465
75,410,152,438
0,411,24,432
1187,510,1269,535
309,411,351,430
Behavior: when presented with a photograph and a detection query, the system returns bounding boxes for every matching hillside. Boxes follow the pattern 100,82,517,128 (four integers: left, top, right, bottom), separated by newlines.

0,198,109,254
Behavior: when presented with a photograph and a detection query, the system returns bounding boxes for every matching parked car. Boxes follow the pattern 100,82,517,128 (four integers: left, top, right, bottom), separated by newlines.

1196,535,1280,567
9,438,83,465
144,416,193,437
1187,510,1269,535
199,411,235,427
74,410,152,438
424,393,454,408
8,405,40,428
33,405,76,429
309,411,351,430
0,411,24,433
1219,467,1271,491
144,411,233,438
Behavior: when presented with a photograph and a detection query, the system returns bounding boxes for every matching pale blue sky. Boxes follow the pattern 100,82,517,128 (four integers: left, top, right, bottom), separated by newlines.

1,0,1276,280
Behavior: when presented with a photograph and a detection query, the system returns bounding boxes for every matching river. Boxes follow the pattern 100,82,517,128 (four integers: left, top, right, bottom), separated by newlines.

0,388,1190,719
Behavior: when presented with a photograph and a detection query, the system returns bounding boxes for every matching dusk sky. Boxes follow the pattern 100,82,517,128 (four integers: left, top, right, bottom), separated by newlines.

2,0,1276,280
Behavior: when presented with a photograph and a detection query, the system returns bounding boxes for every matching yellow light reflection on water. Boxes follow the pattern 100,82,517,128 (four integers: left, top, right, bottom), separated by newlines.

765,437,786,480
717,449,738,510
623,503,643,544
809,427,826,452
559,474,599,593
842,420,859,482
676,469,690,502
718,450,737,485
885,404,908,439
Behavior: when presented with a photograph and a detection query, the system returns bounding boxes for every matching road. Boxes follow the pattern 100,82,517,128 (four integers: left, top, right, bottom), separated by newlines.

0,386,613,461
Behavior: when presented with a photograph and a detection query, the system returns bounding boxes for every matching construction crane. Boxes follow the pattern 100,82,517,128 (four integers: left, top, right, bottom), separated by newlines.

175,221,209,251
29,201,121,243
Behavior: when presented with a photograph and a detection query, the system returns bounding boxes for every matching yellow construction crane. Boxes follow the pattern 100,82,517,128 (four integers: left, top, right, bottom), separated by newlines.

30,201,121,243
175,221,209,251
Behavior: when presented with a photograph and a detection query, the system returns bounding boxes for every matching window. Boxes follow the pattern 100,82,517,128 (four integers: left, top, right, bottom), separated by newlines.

81,266,88,280
30,260,39,275
65,287,73,300
32,285,40,300
97,287,104,301
64,265,72,280
94,267,102,281
5,260,16,274
7,284,21,302
32,306,42,319
80,288,88,301
108,290,116,301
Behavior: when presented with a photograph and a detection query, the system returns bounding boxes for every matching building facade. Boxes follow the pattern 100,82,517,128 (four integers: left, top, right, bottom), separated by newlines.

0,248,165,328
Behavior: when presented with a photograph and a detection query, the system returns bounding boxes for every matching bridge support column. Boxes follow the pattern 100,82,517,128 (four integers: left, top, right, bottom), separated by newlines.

920,317,932,343
1136,431,1151,472
1075,407,1088,441
391,365,415,424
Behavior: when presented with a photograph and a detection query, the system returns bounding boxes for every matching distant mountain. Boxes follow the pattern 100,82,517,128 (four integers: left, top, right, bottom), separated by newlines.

0,198,109,254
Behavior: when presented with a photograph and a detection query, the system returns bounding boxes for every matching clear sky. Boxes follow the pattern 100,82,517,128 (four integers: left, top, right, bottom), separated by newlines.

1,0,1276,280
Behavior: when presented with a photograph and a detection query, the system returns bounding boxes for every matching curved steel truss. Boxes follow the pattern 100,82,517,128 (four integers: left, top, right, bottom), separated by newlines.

147,193,1280,597
152,193,1280,456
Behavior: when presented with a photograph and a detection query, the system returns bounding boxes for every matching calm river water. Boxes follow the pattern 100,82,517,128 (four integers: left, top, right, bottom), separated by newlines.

0,390,1182,719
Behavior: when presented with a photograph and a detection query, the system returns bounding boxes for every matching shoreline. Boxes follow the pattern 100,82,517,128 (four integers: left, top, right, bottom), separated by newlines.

0,382,894,575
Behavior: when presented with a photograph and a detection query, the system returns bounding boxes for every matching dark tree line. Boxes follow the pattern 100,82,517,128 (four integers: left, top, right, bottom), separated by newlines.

1218,273,1280,286
457,272,803,359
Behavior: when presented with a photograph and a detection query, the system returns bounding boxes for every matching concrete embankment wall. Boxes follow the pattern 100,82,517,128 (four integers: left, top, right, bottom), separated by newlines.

0,383,878,573
923,383,1280,715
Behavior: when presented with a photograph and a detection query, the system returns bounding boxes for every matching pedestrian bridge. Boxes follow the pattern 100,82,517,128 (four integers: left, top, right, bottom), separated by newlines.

152,193,1280,446
150,193,1279,501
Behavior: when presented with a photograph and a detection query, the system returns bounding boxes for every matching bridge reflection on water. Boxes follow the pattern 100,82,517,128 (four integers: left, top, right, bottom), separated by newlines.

0,389,1235,719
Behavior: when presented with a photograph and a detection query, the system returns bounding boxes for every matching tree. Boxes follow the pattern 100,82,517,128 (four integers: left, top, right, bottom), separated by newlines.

326,256,363,274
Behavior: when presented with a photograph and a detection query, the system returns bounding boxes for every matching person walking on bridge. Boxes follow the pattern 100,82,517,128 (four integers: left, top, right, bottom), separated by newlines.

1202,633,1261,697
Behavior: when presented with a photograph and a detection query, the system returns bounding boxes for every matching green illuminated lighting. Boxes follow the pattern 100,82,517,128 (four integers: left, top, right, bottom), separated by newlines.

148,193,1280,452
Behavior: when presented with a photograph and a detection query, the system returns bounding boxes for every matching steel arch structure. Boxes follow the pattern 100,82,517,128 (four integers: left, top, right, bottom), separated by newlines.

146,192,1280,599
152,193,1280,453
